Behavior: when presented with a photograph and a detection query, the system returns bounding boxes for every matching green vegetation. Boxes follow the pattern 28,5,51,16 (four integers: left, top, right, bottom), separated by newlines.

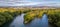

0,8,22,26
24,12,36,24
0,11,21,26
24,9,60,27
48,12,60,27
0,8,60,27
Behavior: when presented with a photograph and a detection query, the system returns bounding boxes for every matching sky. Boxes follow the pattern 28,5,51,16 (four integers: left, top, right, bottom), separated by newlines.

0,0,60,6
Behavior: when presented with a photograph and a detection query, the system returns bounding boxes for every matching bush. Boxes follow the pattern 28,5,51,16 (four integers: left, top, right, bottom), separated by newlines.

0,15,6,25
48,12,60,27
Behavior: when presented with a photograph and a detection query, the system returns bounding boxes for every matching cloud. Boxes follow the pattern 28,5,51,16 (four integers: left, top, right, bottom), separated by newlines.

0,0,60,6
9,2,41,6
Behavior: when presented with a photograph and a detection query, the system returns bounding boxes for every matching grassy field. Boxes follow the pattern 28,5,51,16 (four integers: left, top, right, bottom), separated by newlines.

0,8,60,27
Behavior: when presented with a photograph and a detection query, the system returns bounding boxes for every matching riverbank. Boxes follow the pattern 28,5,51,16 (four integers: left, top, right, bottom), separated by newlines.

0,8,60,27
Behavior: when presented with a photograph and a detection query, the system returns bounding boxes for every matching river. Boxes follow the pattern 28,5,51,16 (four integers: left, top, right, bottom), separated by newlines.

2,14,53,27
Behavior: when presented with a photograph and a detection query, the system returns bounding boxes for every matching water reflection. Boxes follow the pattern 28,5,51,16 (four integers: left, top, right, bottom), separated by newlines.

9,14,48,27
25,14,48,27
41,14,48,27
9,14,25,27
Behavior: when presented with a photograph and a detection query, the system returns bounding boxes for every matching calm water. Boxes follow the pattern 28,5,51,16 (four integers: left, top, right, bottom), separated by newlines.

2,14,50,27
24,14,48,27
9,14,25,27
9,14,48,27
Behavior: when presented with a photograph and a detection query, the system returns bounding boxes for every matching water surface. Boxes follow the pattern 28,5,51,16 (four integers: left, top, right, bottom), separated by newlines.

9,14,48,27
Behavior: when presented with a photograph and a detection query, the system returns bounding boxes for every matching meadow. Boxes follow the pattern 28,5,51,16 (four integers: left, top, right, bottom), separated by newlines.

0,8,60,27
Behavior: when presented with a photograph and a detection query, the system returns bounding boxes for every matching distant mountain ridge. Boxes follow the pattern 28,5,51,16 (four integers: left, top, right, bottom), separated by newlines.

0,6,60,8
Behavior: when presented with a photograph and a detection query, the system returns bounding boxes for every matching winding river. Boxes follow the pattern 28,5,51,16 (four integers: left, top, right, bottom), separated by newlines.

2,14,53,27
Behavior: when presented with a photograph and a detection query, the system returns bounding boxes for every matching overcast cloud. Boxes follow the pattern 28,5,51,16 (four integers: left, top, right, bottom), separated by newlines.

0,0,60,6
